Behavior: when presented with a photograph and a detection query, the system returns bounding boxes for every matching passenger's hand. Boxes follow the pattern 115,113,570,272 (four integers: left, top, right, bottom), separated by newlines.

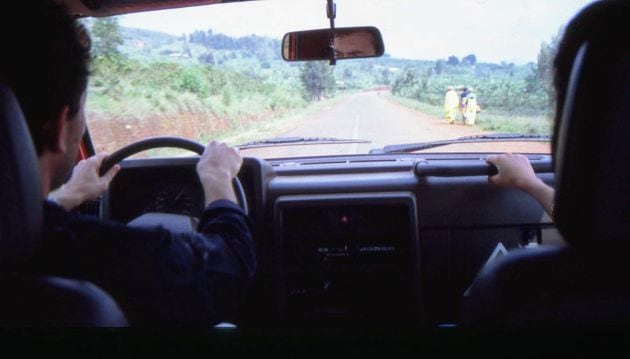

486,153,540,191
50,153,120,210
487,153,556,219
196,141,242,206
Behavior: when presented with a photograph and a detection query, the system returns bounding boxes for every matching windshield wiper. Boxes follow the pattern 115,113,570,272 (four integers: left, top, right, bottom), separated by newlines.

237,136,370,149
369,133,551,154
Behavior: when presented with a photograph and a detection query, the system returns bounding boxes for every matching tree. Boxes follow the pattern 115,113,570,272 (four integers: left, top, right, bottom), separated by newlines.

198,52,215,65
447,55,459,65
378,68,390,85
342,68,354,81
420,68,432,91
526,29,562,105
299,61,335,101
91,18,124,59
182,34,192,58
462,54,477,66
434,59,445,74
391,67,418,96
501,61,516,77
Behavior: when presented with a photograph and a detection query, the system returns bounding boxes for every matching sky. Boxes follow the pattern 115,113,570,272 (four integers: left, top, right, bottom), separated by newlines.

119,0,596,64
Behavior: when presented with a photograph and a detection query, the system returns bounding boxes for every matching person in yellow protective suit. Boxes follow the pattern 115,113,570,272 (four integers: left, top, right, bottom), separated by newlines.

443,86,459,124
463,92,481,126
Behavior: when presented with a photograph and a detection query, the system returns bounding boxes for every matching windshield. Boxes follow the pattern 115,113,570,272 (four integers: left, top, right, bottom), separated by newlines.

83,0,596,158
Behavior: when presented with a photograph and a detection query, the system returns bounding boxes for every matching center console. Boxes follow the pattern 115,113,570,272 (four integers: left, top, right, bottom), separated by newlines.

274,193,421,326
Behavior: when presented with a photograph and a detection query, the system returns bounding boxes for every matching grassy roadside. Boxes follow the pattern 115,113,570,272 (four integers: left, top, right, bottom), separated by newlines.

131,91,355,157
86,56,365,158
387,94,552,135
211,91,355,146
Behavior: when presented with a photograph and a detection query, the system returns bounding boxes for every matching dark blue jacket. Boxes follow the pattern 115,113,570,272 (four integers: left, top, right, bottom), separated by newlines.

34,199,255,326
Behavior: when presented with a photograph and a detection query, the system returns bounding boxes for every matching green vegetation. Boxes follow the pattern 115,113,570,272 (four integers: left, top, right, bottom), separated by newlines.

83,17,388,152
210,93,352,146
389,59,555,135
83,16,559,153
389,32,561,135
91,18,124,58
300,61,336,101
85,18,315,151
87,55,310,150
388,96,550,135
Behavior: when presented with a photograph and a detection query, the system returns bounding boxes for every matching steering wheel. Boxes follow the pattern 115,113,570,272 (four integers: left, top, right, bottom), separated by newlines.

99,136,248,215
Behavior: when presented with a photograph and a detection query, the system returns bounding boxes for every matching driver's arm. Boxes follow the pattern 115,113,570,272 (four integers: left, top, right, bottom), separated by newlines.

50,140,239,211
48,153,120,211
196,141,240,206
38,141,255,326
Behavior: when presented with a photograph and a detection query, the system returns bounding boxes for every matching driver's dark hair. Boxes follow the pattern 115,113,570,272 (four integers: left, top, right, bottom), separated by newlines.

551,0,629,157
0,0,91,155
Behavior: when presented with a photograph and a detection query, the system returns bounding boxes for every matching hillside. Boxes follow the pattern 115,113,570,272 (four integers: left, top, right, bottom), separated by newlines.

85,21,554,155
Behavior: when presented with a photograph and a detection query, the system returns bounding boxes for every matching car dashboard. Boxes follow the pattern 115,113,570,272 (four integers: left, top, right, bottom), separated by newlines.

95,153,560,327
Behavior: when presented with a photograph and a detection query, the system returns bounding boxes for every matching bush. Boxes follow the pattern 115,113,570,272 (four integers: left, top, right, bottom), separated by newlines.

176,68,209,97
87,54,309,145
391,64,550,114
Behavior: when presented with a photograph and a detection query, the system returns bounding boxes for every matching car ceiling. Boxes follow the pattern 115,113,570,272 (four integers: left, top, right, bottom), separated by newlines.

58,0,254,17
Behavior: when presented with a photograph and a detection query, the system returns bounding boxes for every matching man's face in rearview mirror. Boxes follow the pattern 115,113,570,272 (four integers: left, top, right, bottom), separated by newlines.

334,30,376,59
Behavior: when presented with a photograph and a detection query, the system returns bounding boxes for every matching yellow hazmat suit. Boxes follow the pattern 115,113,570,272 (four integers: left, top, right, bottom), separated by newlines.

463,95,479,126
443,89,459,123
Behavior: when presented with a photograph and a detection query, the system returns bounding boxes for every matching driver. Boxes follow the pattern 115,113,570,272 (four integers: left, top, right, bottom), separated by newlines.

333,29,377,58
0,1,255,325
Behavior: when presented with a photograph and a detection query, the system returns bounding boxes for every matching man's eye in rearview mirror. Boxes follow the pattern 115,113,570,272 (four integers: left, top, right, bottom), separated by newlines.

282,26,384,62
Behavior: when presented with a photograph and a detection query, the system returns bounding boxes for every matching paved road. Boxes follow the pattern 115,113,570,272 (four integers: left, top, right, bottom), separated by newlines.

244,91,550,158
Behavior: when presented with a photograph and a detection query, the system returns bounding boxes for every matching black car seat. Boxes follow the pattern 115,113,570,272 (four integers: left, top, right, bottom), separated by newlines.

460,0,630,327
0,82,127,326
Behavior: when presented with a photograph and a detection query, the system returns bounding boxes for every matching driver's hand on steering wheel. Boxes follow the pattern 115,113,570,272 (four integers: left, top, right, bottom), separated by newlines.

49,153,121,211
196,141,243,207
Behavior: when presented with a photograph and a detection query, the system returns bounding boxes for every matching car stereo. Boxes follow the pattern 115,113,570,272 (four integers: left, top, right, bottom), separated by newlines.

274,193,422,325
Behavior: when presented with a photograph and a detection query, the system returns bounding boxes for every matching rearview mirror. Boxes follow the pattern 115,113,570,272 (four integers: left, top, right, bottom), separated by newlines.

282,26,384,62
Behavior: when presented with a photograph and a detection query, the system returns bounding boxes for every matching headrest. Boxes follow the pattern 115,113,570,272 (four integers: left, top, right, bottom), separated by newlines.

553,1,630,245
0,83,42,270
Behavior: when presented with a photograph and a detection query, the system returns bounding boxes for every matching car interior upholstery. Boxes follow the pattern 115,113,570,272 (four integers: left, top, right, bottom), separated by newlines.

0,83,127,326
460,1,630,327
